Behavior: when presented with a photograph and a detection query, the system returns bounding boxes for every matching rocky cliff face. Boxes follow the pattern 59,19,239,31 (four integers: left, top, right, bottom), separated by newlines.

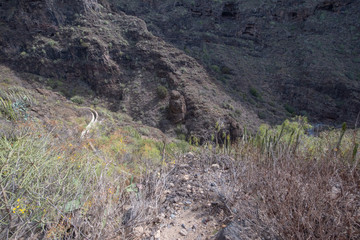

0,0,261,139
111,0,360,126
1,0,358,139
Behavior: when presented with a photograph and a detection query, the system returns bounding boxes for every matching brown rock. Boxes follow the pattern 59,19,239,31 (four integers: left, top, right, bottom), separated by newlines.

229,119,241,142
169,90,186,123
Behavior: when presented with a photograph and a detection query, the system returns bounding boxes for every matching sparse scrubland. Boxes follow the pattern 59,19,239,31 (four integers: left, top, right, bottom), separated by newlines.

0,120,190,239
0,78,191,239
213,118,360,239
1,101,359,239
0,0,359,238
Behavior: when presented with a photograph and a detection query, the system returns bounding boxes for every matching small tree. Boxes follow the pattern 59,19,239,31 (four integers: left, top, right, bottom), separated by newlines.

156,85,167,99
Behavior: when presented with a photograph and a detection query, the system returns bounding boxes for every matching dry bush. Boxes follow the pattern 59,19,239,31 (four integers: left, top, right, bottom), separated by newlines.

230,154,360,239
207,119,360,239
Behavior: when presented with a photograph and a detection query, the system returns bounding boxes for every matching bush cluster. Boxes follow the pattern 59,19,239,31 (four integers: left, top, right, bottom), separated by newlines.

156,85,168,99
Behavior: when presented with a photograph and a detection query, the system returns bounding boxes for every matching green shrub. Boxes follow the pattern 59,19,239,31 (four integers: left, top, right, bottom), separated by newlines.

2,78,10,84
48,79,64,89
0,96,17,120
0,87,34,121
211,65,221,73
284,104,295,114
222,102,235,111
221,66,232,74
47,40,57,47
249,87,261,98
71,95,84,104
156,85,168,99
257,111,267,120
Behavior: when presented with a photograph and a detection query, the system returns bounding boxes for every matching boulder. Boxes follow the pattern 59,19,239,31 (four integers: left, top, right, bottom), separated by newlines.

169,90,186,123
229,119,241,142
216,221,243,240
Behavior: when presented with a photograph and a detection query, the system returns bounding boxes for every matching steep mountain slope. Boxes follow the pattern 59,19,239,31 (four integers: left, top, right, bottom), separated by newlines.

111,0,360,126
0,0,260,141
1,3,359,239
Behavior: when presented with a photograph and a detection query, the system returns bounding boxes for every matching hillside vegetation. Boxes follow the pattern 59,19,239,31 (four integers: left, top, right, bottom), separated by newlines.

0,70,359,239
0,0,359,239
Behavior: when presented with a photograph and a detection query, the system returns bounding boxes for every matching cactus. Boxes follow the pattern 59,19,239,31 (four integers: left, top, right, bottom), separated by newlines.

335,122,347,155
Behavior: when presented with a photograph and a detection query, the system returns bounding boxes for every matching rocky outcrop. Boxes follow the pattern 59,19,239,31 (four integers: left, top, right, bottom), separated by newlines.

216,221,247,240
315,0,353,12
0,0,258,138
229,119,241,142
111,0,360,127
169,90,186,124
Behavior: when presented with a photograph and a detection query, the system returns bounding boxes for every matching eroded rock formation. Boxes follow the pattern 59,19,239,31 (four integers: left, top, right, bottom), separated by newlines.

111,0,360,127
0,0,257,139
169,90,186,124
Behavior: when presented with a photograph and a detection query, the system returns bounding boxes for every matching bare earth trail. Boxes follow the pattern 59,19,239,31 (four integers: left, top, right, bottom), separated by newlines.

80,107,99,139
142,154,260,240
76,107,260,239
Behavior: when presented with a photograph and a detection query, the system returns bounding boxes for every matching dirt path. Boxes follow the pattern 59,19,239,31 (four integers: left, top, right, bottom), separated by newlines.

80,107,98,139
142,153,239,240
